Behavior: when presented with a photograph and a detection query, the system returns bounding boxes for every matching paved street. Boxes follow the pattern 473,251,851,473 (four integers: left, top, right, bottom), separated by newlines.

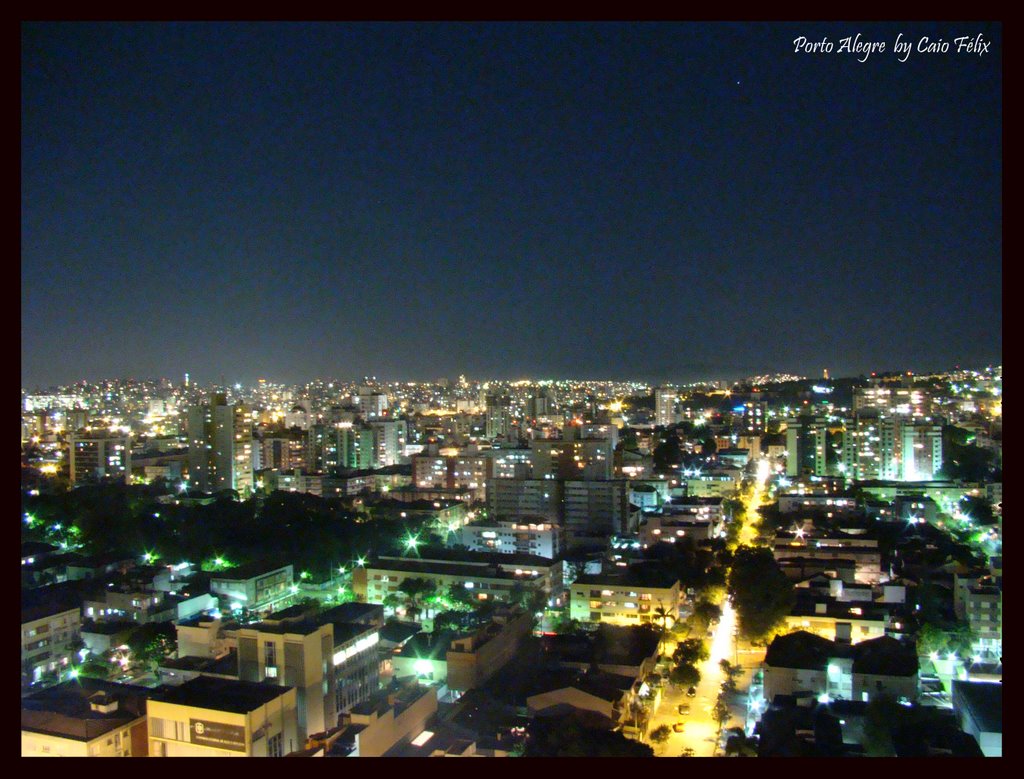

648,459,772,757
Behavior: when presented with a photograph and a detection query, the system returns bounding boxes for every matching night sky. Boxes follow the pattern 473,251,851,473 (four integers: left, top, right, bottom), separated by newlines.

22,22,1002,387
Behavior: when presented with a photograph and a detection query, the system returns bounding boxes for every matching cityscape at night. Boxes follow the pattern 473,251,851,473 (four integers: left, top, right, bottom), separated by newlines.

22,22,1000,757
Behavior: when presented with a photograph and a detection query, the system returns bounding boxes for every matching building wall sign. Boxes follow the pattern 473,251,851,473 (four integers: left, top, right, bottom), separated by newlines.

190,719,246,752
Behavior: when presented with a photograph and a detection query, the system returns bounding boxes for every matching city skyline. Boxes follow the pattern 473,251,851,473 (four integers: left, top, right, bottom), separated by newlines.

22,22,1001,385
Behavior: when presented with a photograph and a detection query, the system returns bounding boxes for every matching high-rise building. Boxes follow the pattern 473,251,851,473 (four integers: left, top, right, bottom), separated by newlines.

655,387,677,427
563,479,632,542
785,416,829,477
68,432,132,484
368,419,407,467
841,412,899,481
900,421,943,481
187,394,253,496
357,391,388,420
485,395,512,440
740,401,767,434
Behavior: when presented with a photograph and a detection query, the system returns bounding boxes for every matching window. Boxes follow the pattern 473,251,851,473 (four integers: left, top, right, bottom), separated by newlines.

268,732,283,757
264,641,277,669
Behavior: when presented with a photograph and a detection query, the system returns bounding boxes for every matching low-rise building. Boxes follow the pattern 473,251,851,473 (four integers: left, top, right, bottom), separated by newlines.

147,676,299,757
763,631,918,705
952,680,1001,758
340,682,438,757
455,518,562,559
209,561,294,613
354,552,559,609
21,679,149,757
22,585,82,688
569,568,680,627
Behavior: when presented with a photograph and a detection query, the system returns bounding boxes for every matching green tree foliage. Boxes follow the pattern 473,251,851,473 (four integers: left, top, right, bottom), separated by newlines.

524,717,654,757
713,697,731,730
653,436,683,471
77,657,113,680
398,577,437,620
959,495,996,526
673,638,710,666
126,623,176,670
863,694,901,757
938,426,999,482
728,546,794,642
649,725,672,744
669,663,701,687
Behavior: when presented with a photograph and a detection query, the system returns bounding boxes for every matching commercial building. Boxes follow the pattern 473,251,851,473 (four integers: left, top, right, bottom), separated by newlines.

147,676,299,757
21,680,149,757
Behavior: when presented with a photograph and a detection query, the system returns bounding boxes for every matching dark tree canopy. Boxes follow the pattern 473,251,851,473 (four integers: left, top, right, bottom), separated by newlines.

727,546,794,642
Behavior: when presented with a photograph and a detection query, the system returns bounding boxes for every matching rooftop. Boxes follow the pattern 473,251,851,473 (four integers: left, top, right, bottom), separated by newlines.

21,679,149,742
150,675,292,714
952,680,1002,734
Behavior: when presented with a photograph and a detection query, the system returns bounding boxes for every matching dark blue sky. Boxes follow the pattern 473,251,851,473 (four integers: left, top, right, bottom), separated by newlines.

22,22,1001,386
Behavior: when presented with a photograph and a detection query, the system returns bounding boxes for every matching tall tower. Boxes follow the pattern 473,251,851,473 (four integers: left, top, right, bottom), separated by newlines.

188,394,253,496
655,387,676,427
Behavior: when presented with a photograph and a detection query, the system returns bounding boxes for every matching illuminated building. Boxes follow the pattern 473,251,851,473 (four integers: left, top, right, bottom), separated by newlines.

785,415,829,477
485,395,512,439
236,605,382,740
21,680,149,757
569,570,680,626
456,519,562,559
21,588,81,688
763,631,918,704
147,676,298,757
68,431,131,484
900,421,943,480
353,552,559,607
186,394,253,496
654,386,676,427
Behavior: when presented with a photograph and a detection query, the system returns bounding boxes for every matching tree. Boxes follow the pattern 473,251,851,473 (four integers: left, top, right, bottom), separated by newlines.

863,694,900,757
77,657,113,680
653,604,672,653
728,546,794,642
398,577,437,619
713,696,731,732
670,663,701,687
649,725,672,744
673,638,709,666
126,623,176,671
524,716,654,757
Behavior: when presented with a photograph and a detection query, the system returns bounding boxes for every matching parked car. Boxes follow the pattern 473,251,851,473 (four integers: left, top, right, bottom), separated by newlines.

673,722,686,733
678,703,691,715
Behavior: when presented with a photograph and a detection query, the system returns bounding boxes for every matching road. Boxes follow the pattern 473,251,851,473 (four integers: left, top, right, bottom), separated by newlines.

649,458,773,757
649,600,739,757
